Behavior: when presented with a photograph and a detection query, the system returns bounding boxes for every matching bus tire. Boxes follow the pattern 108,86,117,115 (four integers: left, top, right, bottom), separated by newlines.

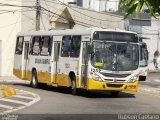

139,76,146,81
71,79,77,95
31,70,39,88
110,91,119,97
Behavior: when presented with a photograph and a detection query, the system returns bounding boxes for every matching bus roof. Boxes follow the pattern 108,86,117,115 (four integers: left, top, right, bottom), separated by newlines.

17,28,137,36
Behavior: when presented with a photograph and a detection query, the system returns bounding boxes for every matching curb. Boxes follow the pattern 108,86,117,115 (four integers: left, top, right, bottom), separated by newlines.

0,85,16,98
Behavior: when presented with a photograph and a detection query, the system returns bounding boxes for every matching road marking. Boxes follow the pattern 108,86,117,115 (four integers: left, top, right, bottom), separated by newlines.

16,92,29,95
12,95,34,100
0,98,28,106
0,89,40,114
0,104,13,109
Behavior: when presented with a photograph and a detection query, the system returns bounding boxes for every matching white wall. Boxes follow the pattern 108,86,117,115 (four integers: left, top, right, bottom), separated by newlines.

0,40,1,76
58,0,120,12
22,1,123,31
0,1,21,76
78,0,119,12
142,17,160,70
0,0,122,76
58,0,77,3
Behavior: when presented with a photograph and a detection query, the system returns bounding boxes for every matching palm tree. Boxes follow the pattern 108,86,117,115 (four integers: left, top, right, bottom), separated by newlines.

119,0,160,18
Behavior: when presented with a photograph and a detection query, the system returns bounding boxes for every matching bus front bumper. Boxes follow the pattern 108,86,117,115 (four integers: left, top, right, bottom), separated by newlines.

87,78,138,92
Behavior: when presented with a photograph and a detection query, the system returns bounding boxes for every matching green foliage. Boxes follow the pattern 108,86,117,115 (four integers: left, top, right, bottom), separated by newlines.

119,0,160,19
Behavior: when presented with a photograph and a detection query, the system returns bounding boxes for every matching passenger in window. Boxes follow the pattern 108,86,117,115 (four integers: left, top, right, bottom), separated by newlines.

32,37,41,55
70,36,81,58
41,37,49,56
16,38,23,54
61,36,71,57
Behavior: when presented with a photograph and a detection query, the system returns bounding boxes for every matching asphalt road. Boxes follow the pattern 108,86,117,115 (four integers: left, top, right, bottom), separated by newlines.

10,84,160,114
0,73,160,120
139,72,160,87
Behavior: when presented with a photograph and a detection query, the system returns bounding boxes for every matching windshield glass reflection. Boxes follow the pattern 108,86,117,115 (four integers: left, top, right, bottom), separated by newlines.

91,41,139,71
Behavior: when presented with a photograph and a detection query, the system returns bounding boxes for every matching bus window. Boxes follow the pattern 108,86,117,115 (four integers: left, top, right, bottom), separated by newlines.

70,35,81,58
61,36,71,57
41,36,52,56
140,44,148,67
15,36,24,55
31,36,41,55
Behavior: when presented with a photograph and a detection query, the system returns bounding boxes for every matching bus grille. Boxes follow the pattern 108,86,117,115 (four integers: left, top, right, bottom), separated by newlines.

106,84,123,88
100,72,130,78
104,79,125,82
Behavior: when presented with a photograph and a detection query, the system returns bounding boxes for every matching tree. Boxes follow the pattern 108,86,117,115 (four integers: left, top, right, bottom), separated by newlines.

119,0,160,19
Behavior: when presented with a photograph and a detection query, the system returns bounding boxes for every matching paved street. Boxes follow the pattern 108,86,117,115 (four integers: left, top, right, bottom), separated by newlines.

0,89,40,114
0,73,160,120
139,72,160,87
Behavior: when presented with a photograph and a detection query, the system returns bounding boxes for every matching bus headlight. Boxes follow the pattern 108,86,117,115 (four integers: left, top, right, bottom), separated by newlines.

91,73,103,81
128,75,139,82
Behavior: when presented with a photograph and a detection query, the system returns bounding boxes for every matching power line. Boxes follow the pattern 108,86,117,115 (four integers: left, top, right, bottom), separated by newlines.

45,0,122,22
5,0,36,2
0,2,36,8
40,6,108,28
40,3,118,28
0,9,36,15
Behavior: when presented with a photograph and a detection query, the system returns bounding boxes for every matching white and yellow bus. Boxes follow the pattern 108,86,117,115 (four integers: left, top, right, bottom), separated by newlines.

139,41,148,81
13,28,145,96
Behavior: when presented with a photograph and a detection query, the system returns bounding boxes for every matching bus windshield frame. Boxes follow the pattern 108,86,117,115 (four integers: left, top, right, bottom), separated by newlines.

91,31,139,71
93,31,139,43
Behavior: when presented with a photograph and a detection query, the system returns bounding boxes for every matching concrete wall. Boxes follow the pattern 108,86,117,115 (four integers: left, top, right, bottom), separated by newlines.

0,0,123,76
22,1,123,31
0,1,21,76
124,17,160,71
67,5,123,29
0,40,1,76
63,0,119,12
142,17,160,71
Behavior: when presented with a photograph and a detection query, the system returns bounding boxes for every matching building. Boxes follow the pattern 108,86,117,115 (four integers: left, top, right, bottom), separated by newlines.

0,40,1,76
142,16,160,70
123,11,160,71
0,0,21,76
59,0,119,12
21,1,123,31
0,0,123,76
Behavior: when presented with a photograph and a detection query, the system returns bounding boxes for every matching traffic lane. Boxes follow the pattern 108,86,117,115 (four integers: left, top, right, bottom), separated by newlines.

146,72,160,80
139,72,160,87
9,83,160,114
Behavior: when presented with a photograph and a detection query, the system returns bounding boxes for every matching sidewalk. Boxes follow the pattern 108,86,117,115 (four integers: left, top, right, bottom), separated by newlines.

0,85,16,98
0,76,18,98
0,76,30,84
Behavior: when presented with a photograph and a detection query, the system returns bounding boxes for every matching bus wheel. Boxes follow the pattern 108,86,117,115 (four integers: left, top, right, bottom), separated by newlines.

31,70,38,88
110,91,119,97
71,79,77,95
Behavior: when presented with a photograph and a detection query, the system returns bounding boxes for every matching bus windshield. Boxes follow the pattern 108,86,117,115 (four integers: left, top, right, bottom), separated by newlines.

91,41,139,71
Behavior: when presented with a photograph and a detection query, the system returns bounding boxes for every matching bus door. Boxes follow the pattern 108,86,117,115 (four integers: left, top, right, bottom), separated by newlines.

21,37,30,79
51,41,60,84
79,38,90,88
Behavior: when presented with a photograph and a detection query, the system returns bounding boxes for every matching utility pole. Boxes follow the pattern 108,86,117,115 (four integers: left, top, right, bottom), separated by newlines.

36,0,40,31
